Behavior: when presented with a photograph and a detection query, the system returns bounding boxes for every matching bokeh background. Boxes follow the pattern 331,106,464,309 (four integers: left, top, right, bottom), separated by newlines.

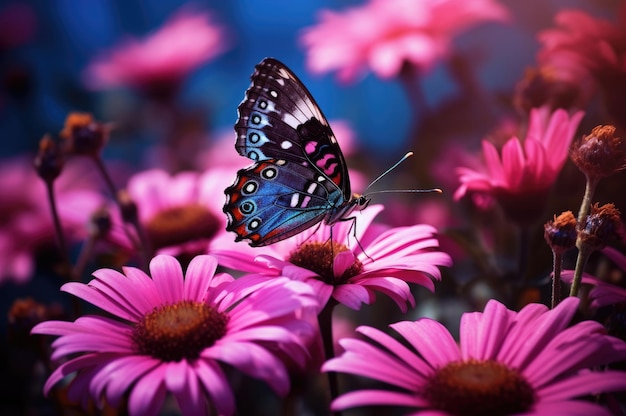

1,0,624,414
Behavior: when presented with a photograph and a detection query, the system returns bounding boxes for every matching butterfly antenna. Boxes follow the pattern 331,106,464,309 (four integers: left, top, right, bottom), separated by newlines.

363,152,442,195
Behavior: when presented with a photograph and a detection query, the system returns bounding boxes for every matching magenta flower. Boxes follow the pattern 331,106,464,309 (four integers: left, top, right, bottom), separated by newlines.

301,0,509,82
83,7,227,93
0,157,103,284
454,107,584,223
212,205,452,312
537,6,626,126
323,297,626,415
107,168,229,257
32,254,316,416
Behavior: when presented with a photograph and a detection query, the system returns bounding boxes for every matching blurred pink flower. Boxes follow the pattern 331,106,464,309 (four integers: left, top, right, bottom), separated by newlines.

301,0,509,82
32,254,316,415
106,168,230,257
212,205,451,312
0,157,103,284
537,6,626,124
454,107,584,223
323,297,626,415
83,7,227,93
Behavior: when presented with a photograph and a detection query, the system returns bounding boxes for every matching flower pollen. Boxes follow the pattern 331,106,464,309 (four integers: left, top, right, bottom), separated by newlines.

422,359,535,416
132,300,228,362
145,203,220,250
288,241,362,284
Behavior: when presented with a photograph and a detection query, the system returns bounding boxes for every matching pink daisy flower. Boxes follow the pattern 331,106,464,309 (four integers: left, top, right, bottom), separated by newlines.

107,168,230,258
32,254,316,415
0,156,104,284
301,0,509,82
212,205,452,312
83,6,228,94
323,297,626,415
454,107,584,223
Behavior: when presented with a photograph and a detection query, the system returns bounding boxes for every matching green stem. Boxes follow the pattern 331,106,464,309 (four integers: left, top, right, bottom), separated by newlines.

569,246,590,297
551,251,562,308
576,175,599,224
318,298,340,416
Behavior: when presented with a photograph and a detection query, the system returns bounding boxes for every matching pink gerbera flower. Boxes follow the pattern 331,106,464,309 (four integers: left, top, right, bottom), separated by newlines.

454,107,584,223
0,156,104,284
212,205,452,312
107,168,230,258
323,297,626,415
32,254,316,415
83,7,227,95
301,0,509,82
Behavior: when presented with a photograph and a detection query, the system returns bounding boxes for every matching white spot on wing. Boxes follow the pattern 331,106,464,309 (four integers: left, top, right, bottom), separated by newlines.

290,193,300,208
281,141,292,149
306,183,318,194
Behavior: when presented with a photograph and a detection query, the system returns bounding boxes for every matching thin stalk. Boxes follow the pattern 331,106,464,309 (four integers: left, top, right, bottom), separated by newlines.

318,298,340,416
569,246,591,297
551,251,562,308
576,175,599,224
570,175,599,297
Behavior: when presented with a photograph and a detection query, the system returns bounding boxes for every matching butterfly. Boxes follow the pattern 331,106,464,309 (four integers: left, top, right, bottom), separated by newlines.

223,58,371,247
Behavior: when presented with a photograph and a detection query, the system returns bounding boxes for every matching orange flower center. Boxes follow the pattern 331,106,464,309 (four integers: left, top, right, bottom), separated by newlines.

288,241,362,285
144,203,219,251
132,300,228,362
422,359,535,416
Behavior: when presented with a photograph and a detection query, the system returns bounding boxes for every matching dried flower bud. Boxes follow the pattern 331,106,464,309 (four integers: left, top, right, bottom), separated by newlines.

59,112,110,157
9,298,64,346
514,67,586,113
544,211,577,253
571,125,625,179
88,206,112,238
33,134,64,184
117,189,139,224
577,203,622,252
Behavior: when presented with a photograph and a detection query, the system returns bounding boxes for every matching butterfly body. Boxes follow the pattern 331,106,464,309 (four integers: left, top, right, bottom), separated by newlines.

224,58,369,247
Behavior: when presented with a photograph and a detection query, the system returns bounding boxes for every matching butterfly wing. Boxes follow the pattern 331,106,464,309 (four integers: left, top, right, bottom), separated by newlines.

224,58,353,246
234,58,350,194
224,159,346,246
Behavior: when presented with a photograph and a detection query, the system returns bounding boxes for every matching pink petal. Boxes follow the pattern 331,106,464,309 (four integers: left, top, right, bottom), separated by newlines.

333,283,373,310
183,255,218,300
501,137,525,190
331,389,427,411
195,359,235,416
166,361,206,415
128,365,168,416
537,371,626,401
149,255,184,303
391,320,461,367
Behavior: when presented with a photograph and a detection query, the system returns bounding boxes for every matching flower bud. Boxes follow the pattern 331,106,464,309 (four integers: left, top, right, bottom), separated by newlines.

544,211,577,254
59,112,110,157
571,125,625,179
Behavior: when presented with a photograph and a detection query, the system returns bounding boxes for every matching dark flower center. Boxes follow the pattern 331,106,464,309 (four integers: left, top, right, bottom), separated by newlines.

288,241,362,285
145,204,219,250
132,300,229,362
422,359,535,416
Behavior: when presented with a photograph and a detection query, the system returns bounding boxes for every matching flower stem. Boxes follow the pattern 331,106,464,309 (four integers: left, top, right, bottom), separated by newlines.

45,181,68,259
569,246,590,297
551,251,562,308
318,298,341,416
570,175,598,297
576,175,598,224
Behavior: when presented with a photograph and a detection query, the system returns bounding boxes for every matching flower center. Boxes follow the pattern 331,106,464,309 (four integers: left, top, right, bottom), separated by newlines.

144,204,219,250
422,359,535,416
132,300,228,362
288,241,362,284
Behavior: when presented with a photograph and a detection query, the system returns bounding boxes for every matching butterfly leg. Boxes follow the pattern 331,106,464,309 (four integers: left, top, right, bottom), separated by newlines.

336,216,374,262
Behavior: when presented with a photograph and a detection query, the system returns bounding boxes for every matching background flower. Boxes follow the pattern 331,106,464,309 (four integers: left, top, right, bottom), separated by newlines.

454,107,584,223
301,0,510,82
0,157,103,284
32,254,316,415
83,6,228,95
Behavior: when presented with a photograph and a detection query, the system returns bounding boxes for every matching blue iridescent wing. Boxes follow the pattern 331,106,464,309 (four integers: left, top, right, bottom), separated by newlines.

224,58,353,246
224,159,346,246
